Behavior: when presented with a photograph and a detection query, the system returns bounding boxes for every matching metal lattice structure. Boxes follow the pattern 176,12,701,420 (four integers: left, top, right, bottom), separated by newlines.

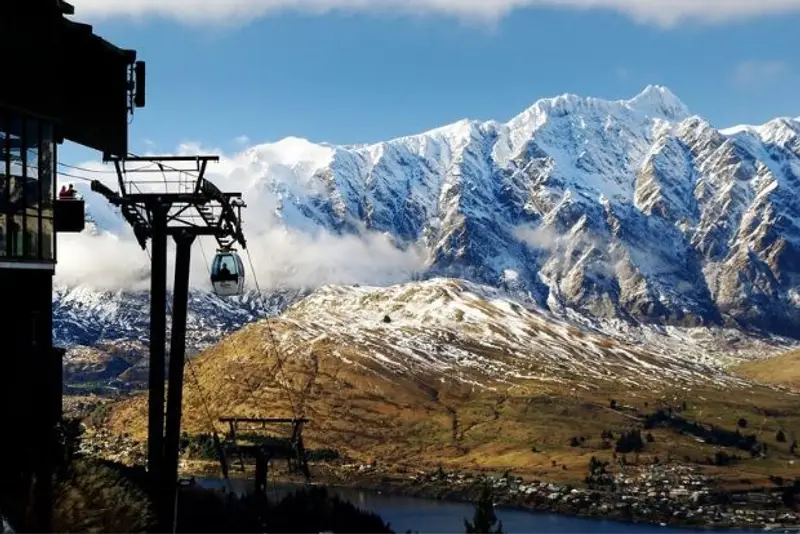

90,155,247,525
96,155,247,251
219,417,311,493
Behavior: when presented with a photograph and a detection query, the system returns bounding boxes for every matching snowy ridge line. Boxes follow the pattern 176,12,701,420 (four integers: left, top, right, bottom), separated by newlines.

58,278,799,390
59,85,800,357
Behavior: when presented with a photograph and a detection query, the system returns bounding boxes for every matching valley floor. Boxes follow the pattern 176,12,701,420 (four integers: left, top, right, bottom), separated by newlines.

154,457,800,531
77,378,800,531
67,281,800,531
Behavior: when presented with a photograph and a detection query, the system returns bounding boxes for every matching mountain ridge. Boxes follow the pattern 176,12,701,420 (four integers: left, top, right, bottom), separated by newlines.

58,85,800,356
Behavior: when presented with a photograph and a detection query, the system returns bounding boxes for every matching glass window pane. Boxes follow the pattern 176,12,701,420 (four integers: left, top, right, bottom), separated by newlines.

24,119,39,220
23,179,38,211
0,214,6,257
9,136,21,176
9,176,24,209
222,256,236,272
1,116,7,209
212,255,239,279
9,127,22,210
21,119,37,219
9,214,22,257
25,118,38,181
24,211,38,259
41,216,53,260
40,122,54,209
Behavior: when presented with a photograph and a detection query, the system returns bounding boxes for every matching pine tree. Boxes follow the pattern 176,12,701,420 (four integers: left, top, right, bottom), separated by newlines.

465,486,503,534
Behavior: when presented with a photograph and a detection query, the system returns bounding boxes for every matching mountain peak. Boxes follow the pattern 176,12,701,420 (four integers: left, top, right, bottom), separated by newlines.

626,85,690,120
68,83,800,341
243,136,336,170
507,86,691,132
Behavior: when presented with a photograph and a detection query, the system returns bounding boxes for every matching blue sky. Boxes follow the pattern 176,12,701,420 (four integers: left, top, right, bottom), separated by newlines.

62,1,800,165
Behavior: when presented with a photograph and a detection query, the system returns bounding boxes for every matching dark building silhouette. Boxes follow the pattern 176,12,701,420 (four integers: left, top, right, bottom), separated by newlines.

0,1,144,530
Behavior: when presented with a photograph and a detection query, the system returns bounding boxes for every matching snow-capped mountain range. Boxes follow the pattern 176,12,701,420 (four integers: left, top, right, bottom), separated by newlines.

56,85,800,362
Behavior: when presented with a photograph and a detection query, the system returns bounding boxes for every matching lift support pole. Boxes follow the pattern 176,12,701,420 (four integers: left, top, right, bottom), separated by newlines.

148,203,168,485
163,230,195,522
90,157,247,532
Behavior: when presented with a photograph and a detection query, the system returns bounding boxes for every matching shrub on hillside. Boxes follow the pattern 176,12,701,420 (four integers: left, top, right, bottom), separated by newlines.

615,430,645,454
53,459,156,533
738,418,748,429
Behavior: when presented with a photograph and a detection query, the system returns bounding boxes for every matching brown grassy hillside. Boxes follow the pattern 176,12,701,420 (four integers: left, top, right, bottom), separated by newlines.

106,282,800,486
736,351,800,390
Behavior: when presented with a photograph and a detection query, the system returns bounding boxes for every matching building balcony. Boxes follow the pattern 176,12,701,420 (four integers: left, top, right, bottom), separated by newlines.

54,198,85,233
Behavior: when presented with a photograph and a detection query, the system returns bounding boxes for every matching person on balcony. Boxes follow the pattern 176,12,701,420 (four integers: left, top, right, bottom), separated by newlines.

59,184,78,199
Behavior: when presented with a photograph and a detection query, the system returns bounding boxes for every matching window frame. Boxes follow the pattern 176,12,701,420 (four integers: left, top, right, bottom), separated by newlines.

0,109,57,263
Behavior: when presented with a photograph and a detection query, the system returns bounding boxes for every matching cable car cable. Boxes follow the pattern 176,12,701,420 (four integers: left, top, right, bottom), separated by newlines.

194,239,301,477
63,155,306,438
64,156,296,420
197,238,212,277
242,246,301,418
200,239,262,395
53,156,301,487
60,159,302,420
58,161,157,174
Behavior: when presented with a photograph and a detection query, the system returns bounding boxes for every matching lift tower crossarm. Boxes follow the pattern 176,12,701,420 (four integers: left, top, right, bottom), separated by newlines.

92,156,247,252
218,416,312,495
104,155,221,163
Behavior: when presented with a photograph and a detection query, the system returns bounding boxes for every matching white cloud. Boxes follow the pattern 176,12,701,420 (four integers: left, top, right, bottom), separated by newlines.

54,141,427,293
514,225,560,252
732,60,788,88
69,0,800,27
245,227,426,289
56,232,152,291
234,135,251,145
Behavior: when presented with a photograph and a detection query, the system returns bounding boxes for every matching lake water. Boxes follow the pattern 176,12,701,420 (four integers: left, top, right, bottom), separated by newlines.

197,478,764,533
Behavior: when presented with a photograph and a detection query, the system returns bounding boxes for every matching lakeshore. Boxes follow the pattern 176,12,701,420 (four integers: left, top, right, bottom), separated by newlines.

76,419,800,531
179,458,800,532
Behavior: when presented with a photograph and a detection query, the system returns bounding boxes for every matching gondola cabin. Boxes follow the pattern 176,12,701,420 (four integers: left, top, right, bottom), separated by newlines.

211,250,245,297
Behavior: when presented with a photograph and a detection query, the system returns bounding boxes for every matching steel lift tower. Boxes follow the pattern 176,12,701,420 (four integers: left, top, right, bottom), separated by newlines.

90,155,247,526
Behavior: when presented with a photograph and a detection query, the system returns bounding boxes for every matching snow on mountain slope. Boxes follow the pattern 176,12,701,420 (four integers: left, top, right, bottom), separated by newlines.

231,85,800,334
281,279,793,389
57,86,800,357
54,287,265,348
